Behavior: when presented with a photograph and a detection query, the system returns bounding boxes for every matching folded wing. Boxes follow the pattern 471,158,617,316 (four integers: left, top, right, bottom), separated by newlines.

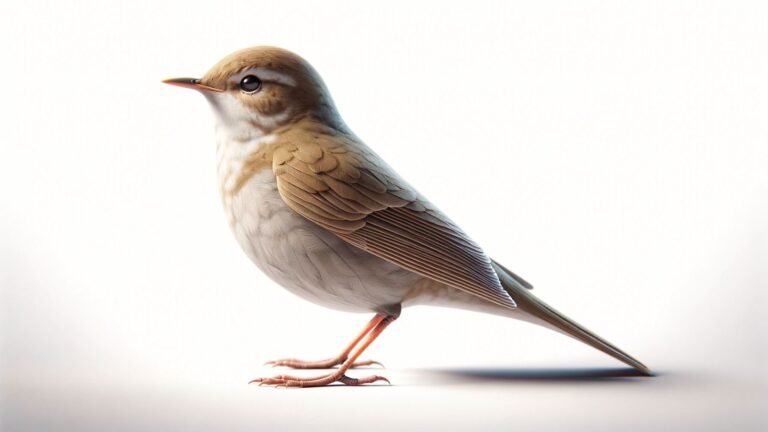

272,124,517,309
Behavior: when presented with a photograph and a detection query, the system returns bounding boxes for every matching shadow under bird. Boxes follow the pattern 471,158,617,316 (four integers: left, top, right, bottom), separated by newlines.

163,46,650,387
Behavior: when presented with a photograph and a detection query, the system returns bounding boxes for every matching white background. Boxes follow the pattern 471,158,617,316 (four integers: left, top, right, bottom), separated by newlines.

1,1,766,431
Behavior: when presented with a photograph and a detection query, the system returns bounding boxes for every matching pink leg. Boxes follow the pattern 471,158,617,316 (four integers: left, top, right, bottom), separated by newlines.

252,314,396,387
264,315,385,369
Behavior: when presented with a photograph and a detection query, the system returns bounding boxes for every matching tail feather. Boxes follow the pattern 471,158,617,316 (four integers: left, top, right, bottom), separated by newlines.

493,263,651,375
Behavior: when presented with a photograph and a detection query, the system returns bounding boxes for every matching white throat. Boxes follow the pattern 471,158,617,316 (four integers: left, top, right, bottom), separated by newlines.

205,92,263,141
216,131,277,193
203,92,282,195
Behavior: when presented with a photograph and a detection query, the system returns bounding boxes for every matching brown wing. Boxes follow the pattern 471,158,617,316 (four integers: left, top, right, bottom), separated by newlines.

272,126,516,309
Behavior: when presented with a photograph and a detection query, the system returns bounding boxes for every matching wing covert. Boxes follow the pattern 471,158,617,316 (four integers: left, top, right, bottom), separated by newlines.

272,123,516,309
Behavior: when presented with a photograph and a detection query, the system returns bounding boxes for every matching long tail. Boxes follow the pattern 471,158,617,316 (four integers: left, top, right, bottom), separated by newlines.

493,262,651,375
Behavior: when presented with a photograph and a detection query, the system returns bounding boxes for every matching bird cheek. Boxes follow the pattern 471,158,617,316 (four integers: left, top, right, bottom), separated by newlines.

204,92,253,131
237,90,286,118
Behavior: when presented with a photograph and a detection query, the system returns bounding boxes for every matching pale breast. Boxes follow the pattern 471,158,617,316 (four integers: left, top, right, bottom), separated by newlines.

221,167,421,314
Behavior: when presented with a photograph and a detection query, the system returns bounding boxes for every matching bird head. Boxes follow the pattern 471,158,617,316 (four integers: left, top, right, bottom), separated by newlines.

163,46,341,136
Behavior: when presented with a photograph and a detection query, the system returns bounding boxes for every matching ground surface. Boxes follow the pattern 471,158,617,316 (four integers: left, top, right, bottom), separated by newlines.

3,365,765,432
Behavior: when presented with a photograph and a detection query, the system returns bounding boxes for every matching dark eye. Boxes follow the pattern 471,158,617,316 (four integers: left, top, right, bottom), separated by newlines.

239,75,262,93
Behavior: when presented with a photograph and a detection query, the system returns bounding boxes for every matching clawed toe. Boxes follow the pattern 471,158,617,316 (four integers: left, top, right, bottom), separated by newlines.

350,359,385,368
264,357,384,369
249,374,300,386
338,374,391,385
251,314,396,388
250,372,391,388
264,357,343,369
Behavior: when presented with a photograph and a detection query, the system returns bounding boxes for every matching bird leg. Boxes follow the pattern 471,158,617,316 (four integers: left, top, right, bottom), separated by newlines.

265,314,386,369
252,314,396,387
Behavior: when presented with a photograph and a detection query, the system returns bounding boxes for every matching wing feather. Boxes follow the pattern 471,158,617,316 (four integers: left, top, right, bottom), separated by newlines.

272,124,517,308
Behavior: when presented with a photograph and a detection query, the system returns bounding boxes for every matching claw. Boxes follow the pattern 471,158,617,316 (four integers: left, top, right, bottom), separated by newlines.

338,374,391,386
350,359,385,368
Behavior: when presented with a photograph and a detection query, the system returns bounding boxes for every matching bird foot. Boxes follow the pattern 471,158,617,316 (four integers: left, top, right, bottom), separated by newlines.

265,356,384,369
250,372,390,388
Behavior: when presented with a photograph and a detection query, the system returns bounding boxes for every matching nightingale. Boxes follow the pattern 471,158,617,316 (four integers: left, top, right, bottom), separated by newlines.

163,46,649,387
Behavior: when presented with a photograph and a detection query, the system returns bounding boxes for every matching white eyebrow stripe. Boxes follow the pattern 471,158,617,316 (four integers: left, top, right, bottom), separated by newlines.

229,67,297,87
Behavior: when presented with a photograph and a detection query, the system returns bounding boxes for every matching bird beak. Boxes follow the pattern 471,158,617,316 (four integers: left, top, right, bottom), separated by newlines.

162,77,224,92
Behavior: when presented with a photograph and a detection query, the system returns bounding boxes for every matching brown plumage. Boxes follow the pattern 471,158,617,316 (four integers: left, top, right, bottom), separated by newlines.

201,47,339,129
271,117,515,309
163,46,650,387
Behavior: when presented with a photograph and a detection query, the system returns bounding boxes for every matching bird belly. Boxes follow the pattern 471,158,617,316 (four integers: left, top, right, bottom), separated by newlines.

221,167,419,314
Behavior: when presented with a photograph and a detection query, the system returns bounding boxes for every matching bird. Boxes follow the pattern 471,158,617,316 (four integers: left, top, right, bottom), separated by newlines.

163,46,649,387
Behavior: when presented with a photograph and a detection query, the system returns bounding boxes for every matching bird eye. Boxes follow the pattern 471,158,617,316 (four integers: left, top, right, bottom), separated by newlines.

239,75,262,93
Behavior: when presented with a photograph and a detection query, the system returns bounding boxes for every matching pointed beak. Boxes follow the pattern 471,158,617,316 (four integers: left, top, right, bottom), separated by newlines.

161,77,224,92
